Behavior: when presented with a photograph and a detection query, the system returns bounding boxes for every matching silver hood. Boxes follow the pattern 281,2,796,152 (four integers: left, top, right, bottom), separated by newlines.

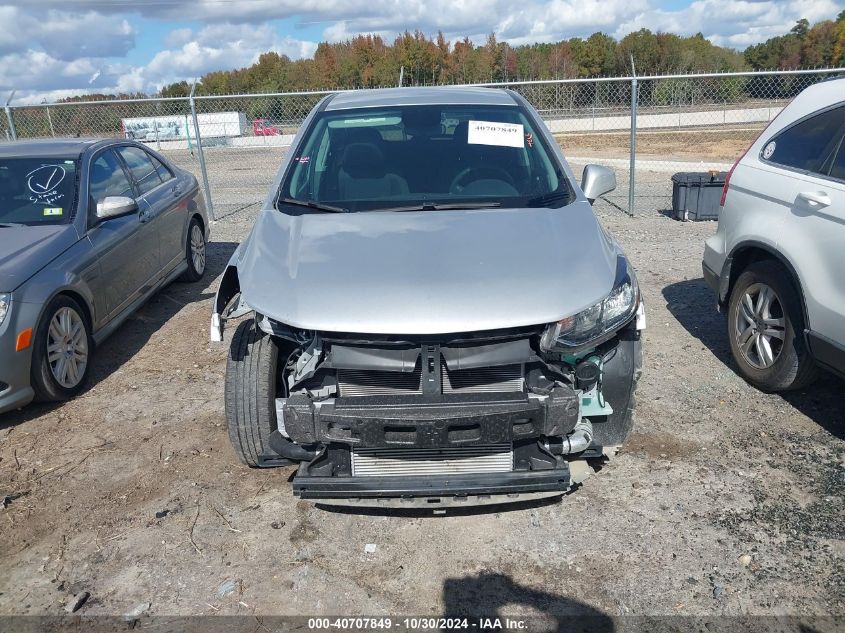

237,201,619,334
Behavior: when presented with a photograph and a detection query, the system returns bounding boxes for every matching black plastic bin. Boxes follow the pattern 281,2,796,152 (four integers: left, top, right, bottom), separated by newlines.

670,171,727,221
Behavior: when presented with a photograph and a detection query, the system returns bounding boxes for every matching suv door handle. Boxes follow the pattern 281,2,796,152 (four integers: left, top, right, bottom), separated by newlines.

138,207,151,223
798,191,831,208
171,185,181,197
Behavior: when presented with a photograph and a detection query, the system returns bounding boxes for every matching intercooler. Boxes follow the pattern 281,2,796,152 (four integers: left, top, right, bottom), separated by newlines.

351,443,513,476
336,362,524,397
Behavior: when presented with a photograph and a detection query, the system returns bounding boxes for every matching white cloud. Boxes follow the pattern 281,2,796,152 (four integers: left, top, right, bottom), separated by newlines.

2,0,843,104
139,24,317,89
0,6,134,59
615,0,843,48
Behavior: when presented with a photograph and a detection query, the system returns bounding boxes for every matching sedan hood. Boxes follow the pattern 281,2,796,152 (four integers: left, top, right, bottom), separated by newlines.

0,224,80,292
238,202,619,334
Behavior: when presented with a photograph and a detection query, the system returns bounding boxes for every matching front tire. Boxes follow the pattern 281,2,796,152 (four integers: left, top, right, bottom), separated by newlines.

180,217,206,282
224,319,280,467
727,260,817,392
31,295,92,402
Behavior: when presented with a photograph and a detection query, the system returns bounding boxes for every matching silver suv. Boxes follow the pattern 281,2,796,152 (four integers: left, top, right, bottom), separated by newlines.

212,87,646,507
703,76,845,392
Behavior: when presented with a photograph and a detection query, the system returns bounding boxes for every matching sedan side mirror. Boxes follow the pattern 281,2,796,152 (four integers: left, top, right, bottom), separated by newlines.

581,164,617,204
96,196,137,220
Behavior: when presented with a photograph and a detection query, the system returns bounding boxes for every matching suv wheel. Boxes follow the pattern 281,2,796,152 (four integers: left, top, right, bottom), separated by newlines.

727,260,817,392
224,319,280,467
31,295,92,402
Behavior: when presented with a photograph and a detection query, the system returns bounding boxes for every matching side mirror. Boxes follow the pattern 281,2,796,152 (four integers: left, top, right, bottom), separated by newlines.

581,164,617,204
96,196,137,220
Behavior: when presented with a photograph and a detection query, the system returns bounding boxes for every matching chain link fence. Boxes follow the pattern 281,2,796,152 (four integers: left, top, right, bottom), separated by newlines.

3,68,842,218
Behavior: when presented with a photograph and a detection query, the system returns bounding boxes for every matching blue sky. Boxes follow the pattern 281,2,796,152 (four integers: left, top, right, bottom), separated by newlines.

2,0,842,103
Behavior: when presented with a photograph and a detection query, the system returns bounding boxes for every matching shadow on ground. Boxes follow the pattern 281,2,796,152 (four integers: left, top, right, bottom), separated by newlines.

0,241,237,430
442,572,614,632
663,277,844,440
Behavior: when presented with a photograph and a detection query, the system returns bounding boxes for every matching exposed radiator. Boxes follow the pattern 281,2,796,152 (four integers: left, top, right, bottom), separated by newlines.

337,365,422,397
442,360,524,394
351,444,513,477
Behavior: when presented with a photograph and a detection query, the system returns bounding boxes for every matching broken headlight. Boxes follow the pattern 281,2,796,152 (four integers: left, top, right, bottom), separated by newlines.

540,257,639,350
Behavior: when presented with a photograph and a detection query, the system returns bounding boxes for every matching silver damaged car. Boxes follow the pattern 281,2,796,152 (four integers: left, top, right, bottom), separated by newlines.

212,87,646,506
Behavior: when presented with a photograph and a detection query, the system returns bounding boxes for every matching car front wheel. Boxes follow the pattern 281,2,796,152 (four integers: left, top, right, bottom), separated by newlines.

727,260,817,392
224,319,280,467
31,295,93,402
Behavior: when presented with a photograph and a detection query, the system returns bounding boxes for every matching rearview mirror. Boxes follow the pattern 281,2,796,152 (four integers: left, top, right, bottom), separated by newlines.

581,165,617,204
96,196,137,220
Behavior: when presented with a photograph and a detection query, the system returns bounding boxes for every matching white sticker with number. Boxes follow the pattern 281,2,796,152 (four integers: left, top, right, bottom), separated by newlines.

467,120,524,148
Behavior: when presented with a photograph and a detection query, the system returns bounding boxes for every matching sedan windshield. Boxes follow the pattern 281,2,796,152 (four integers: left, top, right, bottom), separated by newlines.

0,157,78,225
278,103,572,213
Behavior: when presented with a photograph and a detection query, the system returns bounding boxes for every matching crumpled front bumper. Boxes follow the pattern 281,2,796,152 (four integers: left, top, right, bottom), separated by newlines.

288,388,586,503
293,468,572,504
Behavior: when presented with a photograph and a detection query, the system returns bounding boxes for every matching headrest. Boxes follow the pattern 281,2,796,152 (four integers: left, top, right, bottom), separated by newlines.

340,142,386,179
452,120,469,143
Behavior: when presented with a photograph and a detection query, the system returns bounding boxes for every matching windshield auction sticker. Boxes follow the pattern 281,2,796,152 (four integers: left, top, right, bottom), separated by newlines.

467,120,524,148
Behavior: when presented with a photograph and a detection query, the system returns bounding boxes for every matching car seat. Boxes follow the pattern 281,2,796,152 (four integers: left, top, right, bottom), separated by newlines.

337,143,409,200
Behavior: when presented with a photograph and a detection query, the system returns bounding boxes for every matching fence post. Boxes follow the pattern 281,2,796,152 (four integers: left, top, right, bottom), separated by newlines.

628,59,637,217
5,91,17,141
189,83,215,222
44,104,55,137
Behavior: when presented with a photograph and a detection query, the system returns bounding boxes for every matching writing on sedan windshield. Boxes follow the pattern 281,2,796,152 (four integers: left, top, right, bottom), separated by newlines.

27,164,68,206
0,158,77,225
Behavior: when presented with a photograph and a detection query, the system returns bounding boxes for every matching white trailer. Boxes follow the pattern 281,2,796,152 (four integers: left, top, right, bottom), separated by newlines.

121,112,248,142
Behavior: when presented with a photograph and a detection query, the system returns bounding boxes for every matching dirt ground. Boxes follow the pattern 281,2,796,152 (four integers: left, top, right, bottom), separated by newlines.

0,162,843,625
558,129,758,162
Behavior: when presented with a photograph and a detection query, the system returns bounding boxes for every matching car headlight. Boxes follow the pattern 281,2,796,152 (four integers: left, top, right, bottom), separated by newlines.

540,257,639,351
0,293,9,327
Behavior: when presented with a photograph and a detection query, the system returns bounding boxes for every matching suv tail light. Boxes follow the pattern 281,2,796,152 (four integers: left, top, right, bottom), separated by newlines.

720,158,740,207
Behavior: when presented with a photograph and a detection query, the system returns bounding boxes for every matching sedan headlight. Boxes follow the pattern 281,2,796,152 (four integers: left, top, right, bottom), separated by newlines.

0,293,9,327
540,257,639,351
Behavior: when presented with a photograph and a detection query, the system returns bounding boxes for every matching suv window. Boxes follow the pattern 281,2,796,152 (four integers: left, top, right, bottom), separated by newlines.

763,105,845,175
90,150,134,204
829,137,845,182
117,146,163,194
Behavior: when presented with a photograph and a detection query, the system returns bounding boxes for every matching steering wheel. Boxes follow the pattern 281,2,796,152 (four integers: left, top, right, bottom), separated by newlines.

449,166,516,194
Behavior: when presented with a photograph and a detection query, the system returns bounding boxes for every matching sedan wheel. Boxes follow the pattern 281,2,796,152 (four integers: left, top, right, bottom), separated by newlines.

181,217,207,282
733,282,785,370
31,295,93,402
46,306,89,388
190,224,206,275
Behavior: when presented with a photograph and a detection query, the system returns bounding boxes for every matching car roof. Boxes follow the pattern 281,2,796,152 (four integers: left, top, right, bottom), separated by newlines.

0,138,115,158
326,86,518,111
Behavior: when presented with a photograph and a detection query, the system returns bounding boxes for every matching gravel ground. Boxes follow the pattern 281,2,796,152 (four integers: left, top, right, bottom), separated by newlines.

0,147,843,624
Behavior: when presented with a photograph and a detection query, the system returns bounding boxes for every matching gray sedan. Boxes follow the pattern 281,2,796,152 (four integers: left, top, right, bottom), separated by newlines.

0,138,210,414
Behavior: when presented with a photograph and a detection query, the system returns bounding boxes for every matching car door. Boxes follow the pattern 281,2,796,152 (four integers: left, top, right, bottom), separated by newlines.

115,145,175,280
755,103,845,344
85,148,159,323
146,151,188,275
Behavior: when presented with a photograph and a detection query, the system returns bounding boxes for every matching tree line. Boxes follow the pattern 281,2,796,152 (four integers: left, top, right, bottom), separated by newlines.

149,12,845,98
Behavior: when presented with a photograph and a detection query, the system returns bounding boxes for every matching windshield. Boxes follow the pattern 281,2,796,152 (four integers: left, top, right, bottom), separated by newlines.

0,157,79,225
278,103,572,213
